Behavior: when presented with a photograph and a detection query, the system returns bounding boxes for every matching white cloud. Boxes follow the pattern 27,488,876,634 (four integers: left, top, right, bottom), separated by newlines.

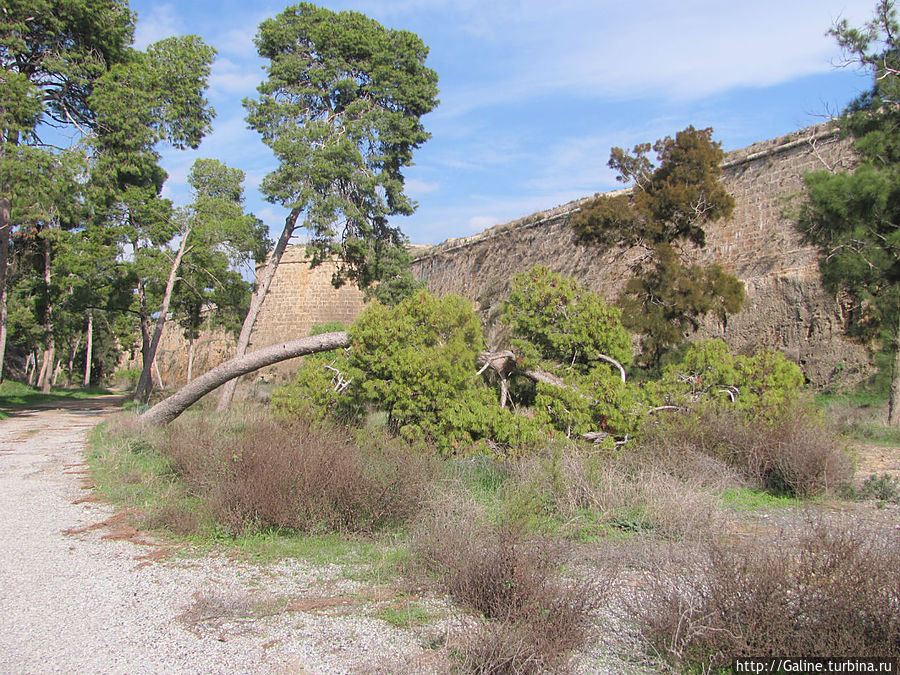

132,4,182,49
466,215,501,232
209,57,260,97
406,178,441,196
433,0,877,116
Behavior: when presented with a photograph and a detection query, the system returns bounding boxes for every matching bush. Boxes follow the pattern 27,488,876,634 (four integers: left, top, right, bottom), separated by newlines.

412,496,600,673
635,520,900,668
161,413,433,535
653,339,805,418
655,404,852,497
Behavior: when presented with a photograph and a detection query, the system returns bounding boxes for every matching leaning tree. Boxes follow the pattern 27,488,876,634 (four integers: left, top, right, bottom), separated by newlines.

215,3,439,411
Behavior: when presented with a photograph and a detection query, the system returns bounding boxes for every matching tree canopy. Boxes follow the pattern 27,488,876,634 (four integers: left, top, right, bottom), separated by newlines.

571,126,744,367
797,0,900,422
244,2,439,286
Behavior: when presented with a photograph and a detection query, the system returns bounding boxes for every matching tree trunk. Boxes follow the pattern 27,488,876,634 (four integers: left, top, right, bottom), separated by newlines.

187,333,195,383
36,353,47,389
51,359,62,387
83,311,93,388
0,259,7,384
134,232,190,402
890,318,900,427
141,330,349,426
24,352,34,384
153,358,164,390
67,334,82,386
134,279,153,400
0,133,18,382
216,208,301,412
40,233,55,395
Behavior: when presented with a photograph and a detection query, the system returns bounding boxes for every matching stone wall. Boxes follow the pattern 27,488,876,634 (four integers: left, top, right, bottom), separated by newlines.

247,247,368,379
410,123,868,387
131,123,871,390
120,248,367,387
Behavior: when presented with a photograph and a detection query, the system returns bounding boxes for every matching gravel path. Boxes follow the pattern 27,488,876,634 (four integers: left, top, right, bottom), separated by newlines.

0,401,441,675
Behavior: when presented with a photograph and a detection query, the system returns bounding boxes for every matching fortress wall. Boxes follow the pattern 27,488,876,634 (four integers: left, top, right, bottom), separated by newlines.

409,124,868,387
244,247,368,380
128,123,871,391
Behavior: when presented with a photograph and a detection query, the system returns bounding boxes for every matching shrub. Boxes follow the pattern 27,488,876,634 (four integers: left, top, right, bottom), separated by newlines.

162,413,432,535
412,496,600,673
635,520,900,668
653,339,805,418
859,473,900,503
654,404,852,497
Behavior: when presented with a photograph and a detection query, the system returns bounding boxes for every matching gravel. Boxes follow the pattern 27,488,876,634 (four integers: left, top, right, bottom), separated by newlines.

0,403,439,674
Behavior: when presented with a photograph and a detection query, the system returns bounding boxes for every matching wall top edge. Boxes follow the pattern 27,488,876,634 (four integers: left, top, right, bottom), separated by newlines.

410,121,842,262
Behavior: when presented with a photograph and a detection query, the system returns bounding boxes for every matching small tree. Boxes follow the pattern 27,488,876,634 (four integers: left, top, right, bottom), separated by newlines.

502,266,642,439
217,3,439,411
797,0,900,423
572,126,745,367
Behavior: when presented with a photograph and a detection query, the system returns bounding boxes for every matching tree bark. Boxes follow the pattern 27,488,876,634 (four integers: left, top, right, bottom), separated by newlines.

40,233,55,395
66,334,81,386
186,333,195,383
890,317,900,427
83,311,93,387
0,272,7,383
0,132,18,382
35,353,47,389
141,330,349,426
134,231,190,402
216,208,301,412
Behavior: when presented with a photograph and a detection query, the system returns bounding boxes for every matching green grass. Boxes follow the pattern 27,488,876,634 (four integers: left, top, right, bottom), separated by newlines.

376,598,433,628
719,487,802,511
87,417,414,574
0,380,115,417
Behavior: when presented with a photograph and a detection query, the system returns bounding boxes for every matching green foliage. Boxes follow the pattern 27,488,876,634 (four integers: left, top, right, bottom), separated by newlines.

503,267,643,437
244,2,439,292
796,1,900,418
273,293,539,454
350,292,538,453
619,243,745,367
571,127,744,366
503,266,631,371
858,473,900,503
655,339,805,417
573,126,734,249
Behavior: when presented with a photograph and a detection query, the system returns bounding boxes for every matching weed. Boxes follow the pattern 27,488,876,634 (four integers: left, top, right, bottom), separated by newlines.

859,473,900,503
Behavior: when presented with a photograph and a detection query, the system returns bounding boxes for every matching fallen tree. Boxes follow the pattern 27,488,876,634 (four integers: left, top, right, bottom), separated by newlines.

140,331,349,425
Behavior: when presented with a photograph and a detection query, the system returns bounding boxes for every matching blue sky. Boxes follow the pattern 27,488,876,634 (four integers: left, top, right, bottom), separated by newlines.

129,0,877,247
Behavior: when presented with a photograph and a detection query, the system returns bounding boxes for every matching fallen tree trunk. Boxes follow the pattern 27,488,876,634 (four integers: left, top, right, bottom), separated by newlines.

140,331,350,426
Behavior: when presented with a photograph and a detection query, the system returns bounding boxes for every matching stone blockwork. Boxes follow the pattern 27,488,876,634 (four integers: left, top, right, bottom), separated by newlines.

247,246,368,378
118,323,236,389
410,123,868,387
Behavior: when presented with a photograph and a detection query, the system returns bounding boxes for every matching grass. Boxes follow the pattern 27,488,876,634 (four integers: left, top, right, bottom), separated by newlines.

85,401,896,673
376,598,433,628
719,486,803,511
0,380,115,418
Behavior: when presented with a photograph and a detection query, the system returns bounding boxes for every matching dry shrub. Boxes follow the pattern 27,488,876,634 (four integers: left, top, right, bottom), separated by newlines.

162,413,432,535
504,445,725,541
636,520,900,669
657,405,852,497
413,495,600,673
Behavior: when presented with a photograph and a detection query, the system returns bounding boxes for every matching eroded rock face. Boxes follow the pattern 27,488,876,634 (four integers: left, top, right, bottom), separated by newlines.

410,124,868,388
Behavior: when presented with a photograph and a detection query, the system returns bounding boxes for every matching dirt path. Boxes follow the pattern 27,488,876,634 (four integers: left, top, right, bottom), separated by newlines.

0,401,437,674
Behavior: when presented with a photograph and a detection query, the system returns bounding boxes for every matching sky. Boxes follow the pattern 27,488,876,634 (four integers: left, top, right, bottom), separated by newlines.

127,0,878,247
